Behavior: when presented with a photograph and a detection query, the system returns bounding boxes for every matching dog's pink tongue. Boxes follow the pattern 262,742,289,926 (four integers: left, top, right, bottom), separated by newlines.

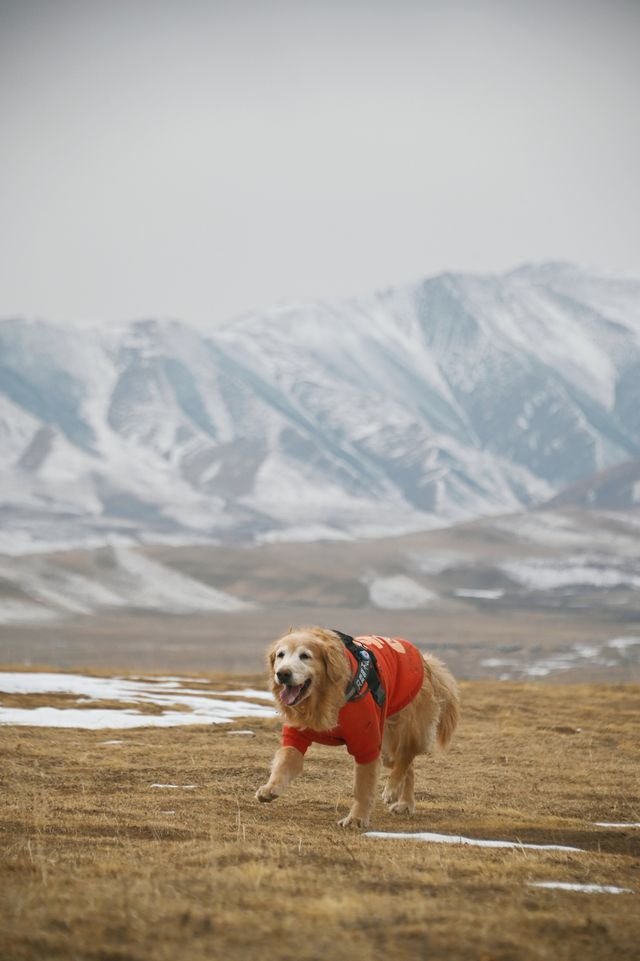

280,684,303,706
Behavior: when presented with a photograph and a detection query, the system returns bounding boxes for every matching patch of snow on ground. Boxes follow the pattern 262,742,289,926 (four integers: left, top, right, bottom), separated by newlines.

212,688,274,701
365,831,582,852
594,822,640,828
367,575,437,609
528,882,632,894
0,671,276,728
481,635,639,679
522,645,605,678
132,675,206,684
0,705,272,729
150,784,197,789
480,643,632,681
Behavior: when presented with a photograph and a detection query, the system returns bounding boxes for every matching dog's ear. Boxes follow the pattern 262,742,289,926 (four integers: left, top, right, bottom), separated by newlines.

322,638,348,685
266,639,279,671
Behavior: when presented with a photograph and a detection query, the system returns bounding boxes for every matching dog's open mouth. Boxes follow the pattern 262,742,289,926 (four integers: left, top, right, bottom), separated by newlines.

279,678,311,706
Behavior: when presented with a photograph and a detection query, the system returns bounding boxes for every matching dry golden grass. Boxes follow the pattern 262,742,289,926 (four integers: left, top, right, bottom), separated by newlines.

1,677,639,961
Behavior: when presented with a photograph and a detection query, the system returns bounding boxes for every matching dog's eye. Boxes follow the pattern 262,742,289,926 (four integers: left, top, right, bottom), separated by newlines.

299,652,311,660
276,651,285,659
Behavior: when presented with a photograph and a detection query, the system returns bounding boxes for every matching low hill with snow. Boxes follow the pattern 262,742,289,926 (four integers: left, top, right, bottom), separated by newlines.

1,508,638,683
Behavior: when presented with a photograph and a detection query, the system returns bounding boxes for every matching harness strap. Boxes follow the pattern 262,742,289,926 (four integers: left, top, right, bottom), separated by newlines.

332,630,386,707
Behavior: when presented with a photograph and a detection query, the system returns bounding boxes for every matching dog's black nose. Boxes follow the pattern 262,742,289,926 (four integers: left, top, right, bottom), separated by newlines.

277,669,292,683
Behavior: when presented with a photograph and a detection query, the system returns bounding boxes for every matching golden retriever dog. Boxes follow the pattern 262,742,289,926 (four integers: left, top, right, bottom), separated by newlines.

255,626,459,828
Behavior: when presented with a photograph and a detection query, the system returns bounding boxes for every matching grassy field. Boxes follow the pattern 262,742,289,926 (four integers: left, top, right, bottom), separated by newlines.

1,675,639,961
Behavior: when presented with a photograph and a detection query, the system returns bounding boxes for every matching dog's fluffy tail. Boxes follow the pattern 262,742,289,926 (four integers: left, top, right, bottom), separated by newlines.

425,654,460,749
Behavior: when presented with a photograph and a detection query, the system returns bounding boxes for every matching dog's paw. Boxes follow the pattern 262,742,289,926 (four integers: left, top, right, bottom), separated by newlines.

389,801,415,816
382,784,399,805
338,812,370,830
255,784,279,803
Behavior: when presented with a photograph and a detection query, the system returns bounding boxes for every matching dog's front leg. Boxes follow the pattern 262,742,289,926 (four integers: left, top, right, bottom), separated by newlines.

338,758,380,829
255,746,304,802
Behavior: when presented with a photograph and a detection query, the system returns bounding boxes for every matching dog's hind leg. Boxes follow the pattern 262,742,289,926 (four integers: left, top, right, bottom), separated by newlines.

381,749,416,811
381,712,417,811
388,763,415,815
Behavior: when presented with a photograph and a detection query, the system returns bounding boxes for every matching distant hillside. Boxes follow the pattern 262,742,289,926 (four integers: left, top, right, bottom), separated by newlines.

1,508,638,683
1,262,640,552
543,459,640,510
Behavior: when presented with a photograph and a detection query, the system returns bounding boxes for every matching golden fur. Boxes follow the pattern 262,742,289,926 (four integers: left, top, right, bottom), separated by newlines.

255,626,460,828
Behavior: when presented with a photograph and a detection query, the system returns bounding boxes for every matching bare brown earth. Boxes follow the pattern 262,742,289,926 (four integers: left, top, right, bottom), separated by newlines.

1,675,639,961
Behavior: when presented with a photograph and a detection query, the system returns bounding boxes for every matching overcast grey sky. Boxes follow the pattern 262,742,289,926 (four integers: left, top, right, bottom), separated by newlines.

1,0,639,328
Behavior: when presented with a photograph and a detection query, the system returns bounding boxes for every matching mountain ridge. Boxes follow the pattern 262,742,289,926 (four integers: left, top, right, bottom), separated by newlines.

1,262,639,553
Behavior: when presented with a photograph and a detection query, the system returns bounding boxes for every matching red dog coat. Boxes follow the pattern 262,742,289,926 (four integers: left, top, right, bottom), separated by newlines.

281,635,425,765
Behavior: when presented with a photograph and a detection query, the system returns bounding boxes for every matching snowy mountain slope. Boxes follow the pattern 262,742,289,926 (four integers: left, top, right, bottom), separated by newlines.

1,262,639,552
542,459,640,511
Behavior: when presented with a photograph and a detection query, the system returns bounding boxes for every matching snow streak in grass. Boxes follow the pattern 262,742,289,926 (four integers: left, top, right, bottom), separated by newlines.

150,784,197,790
365,831,583,852
594,822,640,828
529,882,632,894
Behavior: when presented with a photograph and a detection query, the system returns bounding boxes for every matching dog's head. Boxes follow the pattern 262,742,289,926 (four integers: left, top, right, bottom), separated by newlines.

267,626,351,731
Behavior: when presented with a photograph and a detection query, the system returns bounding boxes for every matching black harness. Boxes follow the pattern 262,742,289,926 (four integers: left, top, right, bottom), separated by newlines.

332,630,386,707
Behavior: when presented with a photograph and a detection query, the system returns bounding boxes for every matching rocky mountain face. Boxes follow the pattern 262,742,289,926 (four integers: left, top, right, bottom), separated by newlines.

1,262,639,552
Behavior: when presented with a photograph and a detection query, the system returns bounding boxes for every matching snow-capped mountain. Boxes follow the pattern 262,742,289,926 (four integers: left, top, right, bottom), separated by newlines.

1,262,639,553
